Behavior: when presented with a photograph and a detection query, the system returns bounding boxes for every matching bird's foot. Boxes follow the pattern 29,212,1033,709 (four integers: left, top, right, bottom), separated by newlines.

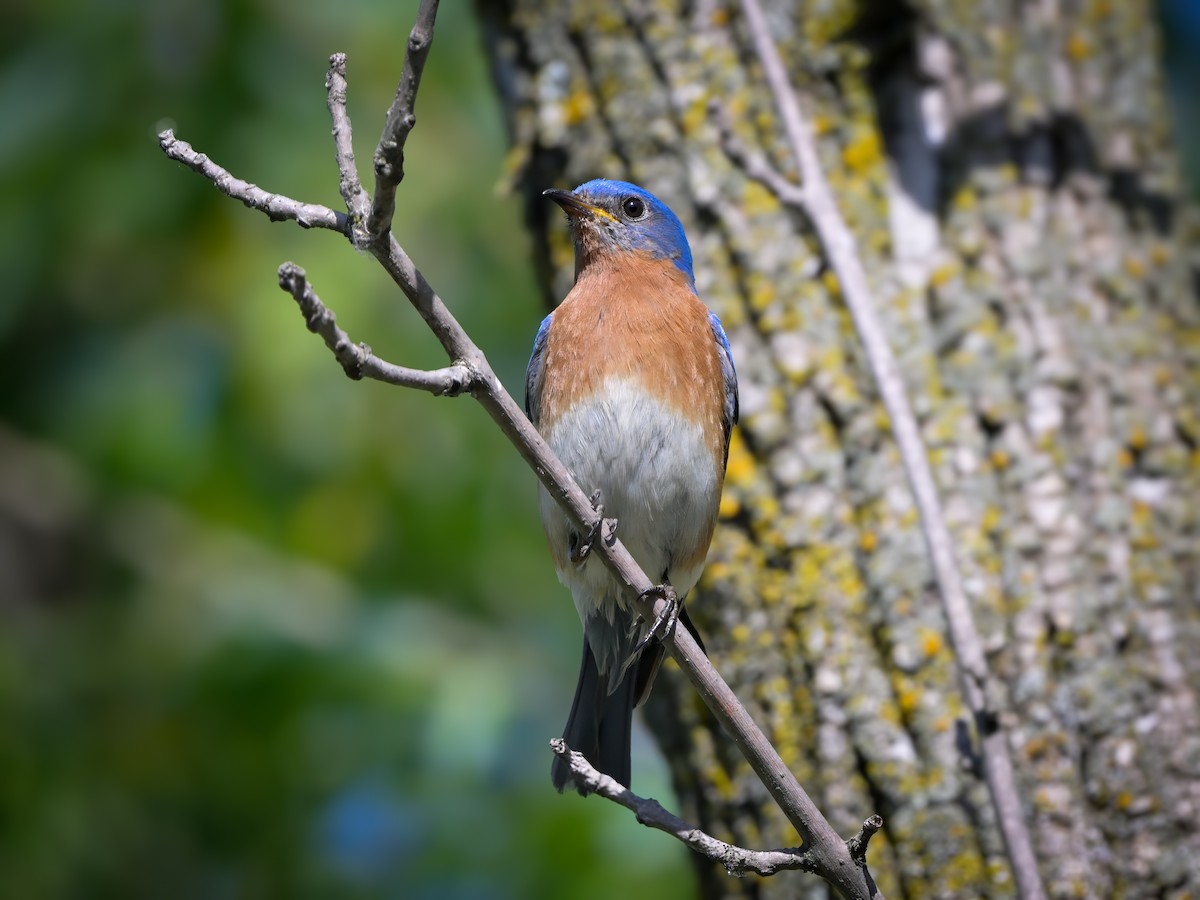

569,489,617,564
632,580,679,656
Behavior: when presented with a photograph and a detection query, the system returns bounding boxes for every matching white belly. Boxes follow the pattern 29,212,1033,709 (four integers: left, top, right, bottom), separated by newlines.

538,377,720,627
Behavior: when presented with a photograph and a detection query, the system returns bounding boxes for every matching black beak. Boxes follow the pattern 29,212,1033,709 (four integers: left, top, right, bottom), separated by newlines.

543,188,598,219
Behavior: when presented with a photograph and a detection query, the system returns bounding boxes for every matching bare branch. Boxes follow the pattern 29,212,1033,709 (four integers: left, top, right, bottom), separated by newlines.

159,7,885,898
735,1,1045,897
711,101,807,207
158,131,350,234
848,815,884,865
325,53,370,221
277,262,472,394
365,0,439,240
550,739,839,878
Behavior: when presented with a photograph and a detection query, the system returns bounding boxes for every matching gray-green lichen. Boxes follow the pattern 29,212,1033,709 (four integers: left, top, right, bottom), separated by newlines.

478,0,1200,895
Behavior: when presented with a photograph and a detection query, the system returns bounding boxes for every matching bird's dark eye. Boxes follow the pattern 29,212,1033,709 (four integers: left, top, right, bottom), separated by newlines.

621,196,647,219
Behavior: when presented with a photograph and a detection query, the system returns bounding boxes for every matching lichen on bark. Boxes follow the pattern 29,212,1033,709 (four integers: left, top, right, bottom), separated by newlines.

477,0,1200,896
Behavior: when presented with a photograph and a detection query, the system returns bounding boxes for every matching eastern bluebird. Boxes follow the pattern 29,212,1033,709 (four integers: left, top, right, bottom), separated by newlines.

525,179,738,792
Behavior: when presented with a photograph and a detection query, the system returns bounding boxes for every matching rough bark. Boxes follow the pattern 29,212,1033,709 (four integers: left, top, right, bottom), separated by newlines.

476,1,1200,896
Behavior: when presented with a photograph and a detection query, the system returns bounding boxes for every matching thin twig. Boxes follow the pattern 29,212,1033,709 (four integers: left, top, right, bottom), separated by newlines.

551,738,835,877
158,131,350,233
734,1,1045,897
325,53,370,221
847,815,884,865
712,104,807,207
158,11,885,899
277,262,471,394
365,0,439,240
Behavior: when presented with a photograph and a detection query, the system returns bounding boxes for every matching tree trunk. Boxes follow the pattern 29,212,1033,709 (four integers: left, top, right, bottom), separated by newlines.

476,1,1200,896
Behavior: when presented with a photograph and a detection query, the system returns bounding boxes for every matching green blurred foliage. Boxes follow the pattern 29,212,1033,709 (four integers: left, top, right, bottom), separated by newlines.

0,1,692,897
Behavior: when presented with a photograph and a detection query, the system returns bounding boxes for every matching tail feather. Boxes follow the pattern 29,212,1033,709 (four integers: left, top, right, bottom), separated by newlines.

552,607,706,793
552,640,636,792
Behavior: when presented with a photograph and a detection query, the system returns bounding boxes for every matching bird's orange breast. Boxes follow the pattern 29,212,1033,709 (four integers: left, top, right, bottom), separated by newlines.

537,253,726,479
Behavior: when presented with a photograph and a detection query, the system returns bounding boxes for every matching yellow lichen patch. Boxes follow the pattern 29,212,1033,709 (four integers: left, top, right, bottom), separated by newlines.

752,494,781,530
1034,785,1061,814
1132,523,1159,551
1129,425,1149,452
761,578,783,606
867,228,892,256
803,4,860,47
563,89,595,126
719,492,740,519
990,448,1011,470
724,429,755,487
841,131,883,174
742,179,779,217
1066,32,1092,61
1150,243,1170,267
831,554,865,601
748,277,776,313
859,530,878,553
897,682,921,716
952,185,977,212
1124,254,1146,280
766,675,789,699
704,758,735,800
980,504,1002,533
920,628,943,658
681,97,708,136
929,261,959,289
821,269,841,297
874,404,893,432
793,552,823,598
1115,790,1135,811
731,622,750,644
1117,448,1134,469
1024,732,1058,761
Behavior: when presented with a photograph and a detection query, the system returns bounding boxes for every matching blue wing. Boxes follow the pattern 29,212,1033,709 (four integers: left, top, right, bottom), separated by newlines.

708,310,739,461
524,313,554,425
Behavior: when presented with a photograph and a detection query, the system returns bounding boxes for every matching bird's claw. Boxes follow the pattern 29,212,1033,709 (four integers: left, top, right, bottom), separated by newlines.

632,581,679,656
570,490,617,564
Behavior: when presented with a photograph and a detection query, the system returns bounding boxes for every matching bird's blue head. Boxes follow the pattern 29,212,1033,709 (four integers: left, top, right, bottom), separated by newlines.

544,179,694,287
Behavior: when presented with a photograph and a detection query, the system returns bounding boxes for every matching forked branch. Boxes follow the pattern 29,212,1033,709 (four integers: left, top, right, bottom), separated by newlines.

549,739,883,879
157,5,883,898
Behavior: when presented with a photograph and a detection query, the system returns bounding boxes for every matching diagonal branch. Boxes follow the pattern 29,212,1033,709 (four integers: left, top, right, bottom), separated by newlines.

365,0,439,240
158,11,883,900
733,1,1045,898
158,132,350,233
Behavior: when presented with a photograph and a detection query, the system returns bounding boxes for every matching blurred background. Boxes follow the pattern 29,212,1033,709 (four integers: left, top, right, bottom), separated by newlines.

1,1,1197,898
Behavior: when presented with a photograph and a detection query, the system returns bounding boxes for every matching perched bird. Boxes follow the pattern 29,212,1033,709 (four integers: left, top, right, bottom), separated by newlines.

525,179,738,792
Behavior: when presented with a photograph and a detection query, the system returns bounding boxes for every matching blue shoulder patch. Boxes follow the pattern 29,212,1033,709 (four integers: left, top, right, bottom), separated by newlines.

525,312,554,424
708,310,739,458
